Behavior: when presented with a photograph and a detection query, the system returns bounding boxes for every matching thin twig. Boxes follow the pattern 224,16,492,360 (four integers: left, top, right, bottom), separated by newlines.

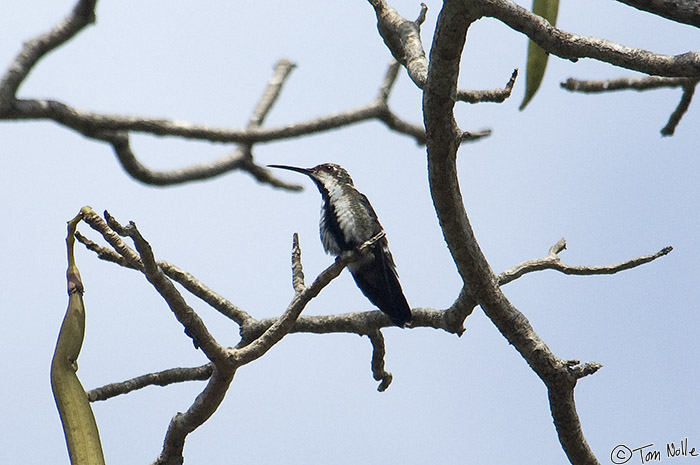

561,76,696,92
498,239,673,286
121,219,229,364
367,330,393,391
662,80,697,136
80,208,143,268
87,365,213,402
455,68,519,103
0,0,96,103
561,76,699,135
233,231,387,364
291,233,306,294
159,263,254,327
80,209,230,364
75,231,254,326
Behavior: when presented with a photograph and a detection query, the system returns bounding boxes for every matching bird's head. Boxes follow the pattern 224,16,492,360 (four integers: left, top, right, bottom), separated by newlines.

268,163,355,188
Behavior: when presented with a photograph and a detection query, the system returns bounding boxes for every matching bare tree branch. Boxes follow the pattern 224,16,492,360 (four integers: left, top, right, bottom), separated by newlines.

76,207,239,462
369,0,429,91
77,220,466,342
154,367,235,465
78,221,672,367
0,0,96,104
77,209,671,407
23,0,688,461
75,231,131,267
75,209,351,464
115,216,230,363
461,69,519,103
87,365,213,402
91,59,304,189
479,0,700,77
72,195,670,465
367,330,393,392
79,209,143,268
498,239,673,286
2,71,438,146
566,359,603,380
291,233,306,294
151,229,378,465
423,2,602,464
662,79,697,135
75,231,254,326
159,262,255,327
561,75,697,92
561,76,699,135
368,0,518,103
1,68,483,185
616,0,700,28
2,0,483,191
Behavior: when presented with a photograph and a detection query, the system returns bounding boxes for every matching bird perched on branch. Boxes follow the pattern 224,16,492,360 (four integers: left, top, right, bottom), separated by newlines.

268,163,412,328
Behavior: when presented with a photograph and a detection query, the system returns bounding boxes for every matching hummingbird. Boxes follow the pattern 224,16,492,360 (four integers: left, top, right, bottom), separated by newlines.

268,163,412,328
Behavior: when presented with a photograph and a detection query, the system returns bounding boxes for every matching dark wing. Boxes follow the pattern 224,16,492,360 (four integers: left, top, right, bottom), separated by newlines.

350,238,412,327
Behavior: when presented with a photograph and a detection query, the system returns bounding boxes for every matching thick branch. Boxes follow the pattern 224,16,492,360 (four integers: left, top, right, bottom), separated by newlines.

368,0,518,103
480,0,700,77
424,2,601,464
154,367,235,465
616,0,700,28
369,0,429,89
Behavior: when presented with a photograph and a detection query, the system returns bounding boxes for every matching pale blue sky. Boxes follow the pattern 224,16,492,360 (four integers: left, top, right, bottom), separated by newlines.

2,1,698,464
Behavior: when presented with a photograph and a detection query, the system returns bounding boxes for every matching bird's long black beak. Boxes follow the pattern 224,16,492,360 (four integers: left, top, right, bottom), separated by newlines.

267,164,312,176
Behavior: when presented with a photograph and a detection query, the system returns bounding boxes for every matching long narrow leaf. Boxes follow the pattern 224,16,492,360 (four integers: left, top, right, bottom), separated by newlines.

520,0,560,110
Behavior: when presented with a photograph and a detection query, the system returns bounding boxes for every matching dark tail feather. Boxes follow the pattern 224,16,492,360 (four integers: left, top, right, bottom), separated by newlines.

350,244,412,327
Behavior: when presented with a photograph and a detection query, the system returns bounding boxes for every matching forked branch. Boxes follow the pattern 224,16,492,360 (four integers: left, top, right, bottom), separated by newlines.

562,76,700,135
2,0,489,191
498,239,673,286
479,0,700,77
421,2,611,464
368,0,518,103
